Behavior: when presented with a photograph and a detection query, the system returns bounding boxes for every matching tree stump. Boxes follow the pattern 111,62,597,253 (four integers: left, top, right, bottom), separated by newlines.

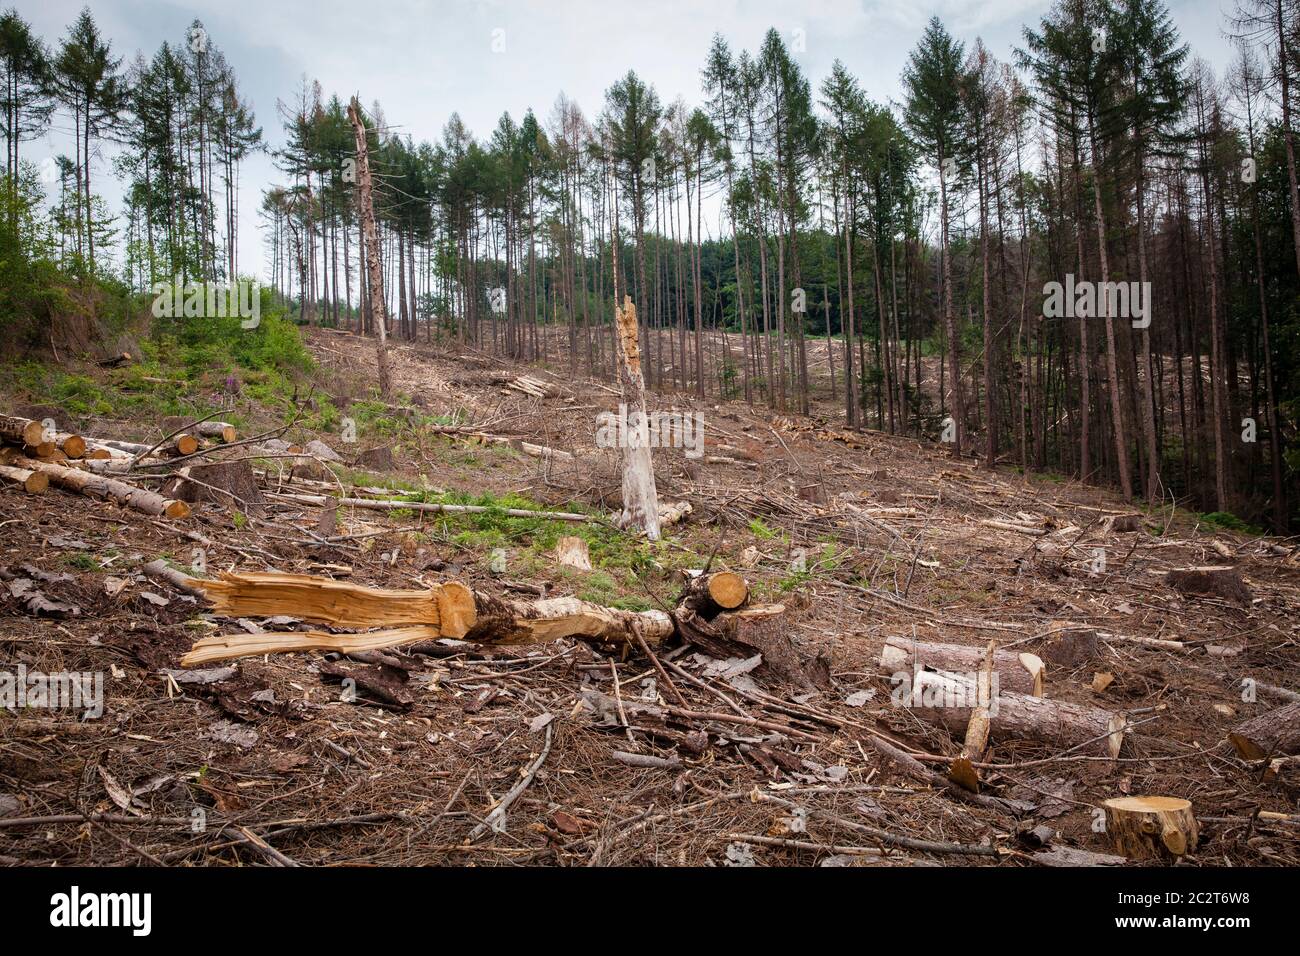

1228,700,1300,759
1103,796,1198,861
163,461,265,516
1165,566,1252,605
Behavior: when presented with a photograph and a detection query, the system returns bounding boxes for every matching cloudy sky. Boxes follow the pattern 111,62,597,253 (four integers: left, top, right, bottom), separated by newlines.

25,0,1239,282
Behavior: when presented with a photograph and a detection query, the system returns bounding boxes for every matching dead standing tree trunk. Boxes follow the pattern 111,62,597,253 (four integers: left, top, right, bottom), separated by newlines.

613,294,660,540
348,96,393,399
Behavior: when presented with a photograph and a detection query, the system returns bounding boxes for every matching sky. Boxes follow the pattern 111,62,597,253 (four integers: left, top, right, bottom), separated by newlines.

22,0,1241,283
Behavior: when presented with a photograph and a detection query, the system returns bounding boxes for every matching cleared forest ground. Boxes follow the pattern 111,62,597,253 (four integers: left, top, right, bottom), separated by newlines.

0,327,1297,866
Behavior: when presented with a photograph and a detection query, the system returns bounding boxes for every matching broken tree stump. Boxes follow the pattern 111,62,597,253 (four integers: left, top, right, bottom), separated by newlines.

1228,700,1300,759
1165,566,1252,605
881,635,1045,697
612,295,660,540
674,602,827,689
1102,796,1198,861
162,460,265,515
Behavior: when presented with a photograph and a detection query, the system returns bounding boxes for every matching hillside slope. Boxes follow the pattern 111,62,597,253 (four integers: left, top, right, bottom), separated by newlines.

1,328,1297,866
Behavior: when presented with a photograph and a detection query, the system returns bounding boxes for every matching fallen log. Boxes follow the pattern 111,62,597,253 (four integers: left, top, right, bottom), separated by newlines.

12,456,189,518
881,635,1045,697
896,670,1126,757
270,491,593,523
179,571,676,666
173,420,236,443
1228,700,1300,758
0,464,49,494
1103,796,1198,861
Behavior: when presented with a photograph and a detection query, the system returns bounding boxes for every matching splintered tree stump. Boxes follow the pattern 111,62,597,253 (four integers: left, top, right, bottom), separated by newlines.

675,602,828,689
1228,700,1300,759
881,636,1045,697
678,571,749,618
1165,566,1252,605
162,461,265,515
180,572,676,666
1103,796,1198,861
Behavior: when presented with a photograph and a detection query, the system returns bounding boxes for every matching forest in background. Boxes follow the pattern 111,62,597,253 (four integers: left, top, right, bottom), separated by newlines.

3,0,1300,534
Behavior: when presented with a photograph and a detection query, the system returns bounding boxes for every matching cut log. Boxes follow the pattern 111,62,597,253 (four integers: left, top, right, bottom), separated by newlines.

678,570,749,617
1228,700,1300,759
162,434,201,457
881,636,1045,697
23,441,55,459
1103,796,1198,860
142,559,209,596
514,440,573,464
1165,566,1252,605
0,464,48,494
898,670,1126,757
271,490,591,523
179,571,675,666
12,456,189,518
0,414,46,447
50,433,86,459
167,420,236,443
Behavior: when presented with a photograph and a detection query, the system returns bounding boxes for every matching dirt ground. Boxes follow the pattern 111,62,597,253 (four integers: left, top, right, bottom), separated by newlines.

1,326,1297,867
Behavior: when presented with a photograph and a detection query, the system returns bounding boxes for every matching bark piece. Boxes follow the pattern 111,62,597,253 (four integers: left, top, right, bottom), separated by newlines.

1103,796,1198,861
